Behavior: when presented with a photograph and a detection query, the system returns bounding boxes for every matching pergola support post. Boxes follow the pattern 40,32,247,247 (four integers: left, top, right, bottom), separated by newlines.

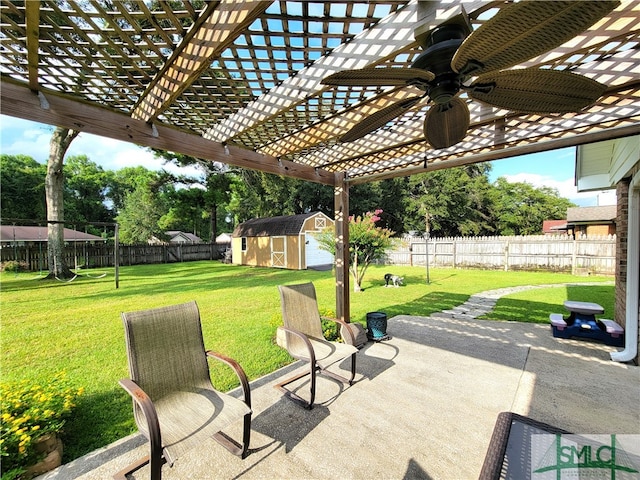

334,172,350,323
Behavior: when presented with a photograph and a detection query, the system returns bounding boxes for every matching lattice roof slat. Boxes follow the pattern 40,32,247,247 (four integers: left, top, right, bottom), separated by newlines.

1,0,638,185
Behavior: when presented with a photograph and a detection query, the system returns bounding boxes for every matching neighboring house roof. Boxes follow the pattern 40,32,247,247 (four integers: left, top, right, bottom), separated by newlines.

215,233,232,244
166,231,202,243
0,225,103,242
566,205,617,223
542,220,568,233
232,212,330,237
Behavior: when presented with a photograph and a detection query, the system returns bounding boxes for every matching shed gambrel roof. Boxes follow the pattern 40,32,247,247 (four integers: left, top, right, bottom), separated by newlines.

233,212,331,237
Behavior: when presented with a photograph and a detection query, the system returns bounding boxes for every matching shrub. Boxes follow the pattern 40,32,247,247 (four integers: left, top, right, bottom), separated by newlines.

319,308,342,342
0,261,27,273
0,372,84,477
315,209,394,292
270,309,342,342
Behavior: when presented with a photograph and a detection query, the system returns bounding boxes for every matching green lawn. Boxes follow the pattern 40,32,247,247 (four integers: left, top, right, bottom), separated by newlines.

0,261,612,461
480,284,615,323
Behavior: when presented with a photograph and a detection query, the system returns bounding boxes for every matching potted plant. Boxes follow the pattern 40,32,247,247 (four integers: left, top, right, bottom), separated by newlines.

0,372,84,480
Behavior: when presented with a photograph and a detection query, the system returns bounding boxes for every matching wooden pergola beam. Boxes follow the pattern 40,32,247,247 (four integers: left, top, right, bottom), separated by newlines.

0,80,335,186
25,0,39,91
132,0,269,123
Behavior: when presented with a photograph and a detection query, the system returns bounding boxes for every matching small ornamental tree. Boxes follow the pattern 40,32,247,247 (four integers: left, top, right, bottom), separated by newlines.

316,209,394,292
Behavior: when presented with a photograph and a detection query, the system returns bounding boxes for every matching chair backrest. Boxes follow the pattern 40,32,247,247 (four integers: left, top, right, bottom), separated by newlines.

122,301,211,403
278,282,325,339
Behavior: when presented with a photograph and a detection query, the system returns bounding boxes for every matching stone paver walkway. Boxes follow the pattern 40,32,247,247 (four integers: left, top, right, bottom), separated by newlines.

431,282,614,321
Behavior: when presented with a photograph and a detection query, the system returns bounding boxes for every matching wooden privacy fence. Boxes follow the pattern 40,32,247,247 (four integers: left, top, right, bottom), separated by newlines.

382,235,616,275
2,235,616,275
1,243,227,271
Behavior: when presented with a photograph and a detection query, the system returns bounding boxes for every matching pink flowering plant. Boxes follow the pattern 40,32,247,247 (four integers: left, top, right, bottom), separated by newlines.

0,372,84,477
316,209,394,292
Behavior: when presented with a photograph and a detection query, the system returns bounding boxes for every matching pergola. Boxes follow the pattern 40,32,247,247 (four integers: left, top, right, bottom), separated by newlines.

1,1,639,348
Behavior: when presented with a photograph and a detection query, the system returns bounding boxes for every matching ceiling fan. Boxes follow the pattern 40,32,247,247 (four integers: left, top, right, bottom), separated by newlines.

321,1,618,149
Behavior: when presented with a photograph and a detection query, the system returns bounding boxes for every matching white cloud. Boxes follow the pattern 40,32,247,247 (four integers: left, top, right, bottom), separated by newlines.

1,117,204,179
500,173,616,206
0,120,53,161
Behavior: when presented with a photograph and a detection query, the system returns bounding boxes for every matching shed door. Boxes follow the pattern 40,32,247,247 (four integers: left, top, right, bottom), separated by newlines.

305,233,334,267
271,236,286,268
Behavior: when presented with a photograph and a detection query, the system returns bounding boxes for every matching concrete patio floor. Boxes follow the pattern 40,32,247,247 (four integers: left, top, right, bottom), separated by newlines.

39,313,639,480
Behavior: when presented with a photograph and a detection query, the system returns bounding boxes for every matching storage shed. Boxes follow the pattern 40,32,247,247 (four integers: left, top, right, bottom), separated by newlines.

231,212,334,270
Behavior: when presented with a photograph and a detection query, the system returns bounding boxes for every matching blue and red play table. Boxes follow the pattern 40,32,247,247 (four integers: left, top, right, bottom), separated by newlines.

550,300,624,347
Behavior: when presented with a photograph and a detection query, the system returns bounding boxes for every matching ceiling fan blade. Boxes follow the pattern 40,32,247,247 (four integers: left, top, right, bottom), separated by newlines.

340,96,423,143
468,69,607,114
423,97,470,149
452,1,619,77
323,67,434,87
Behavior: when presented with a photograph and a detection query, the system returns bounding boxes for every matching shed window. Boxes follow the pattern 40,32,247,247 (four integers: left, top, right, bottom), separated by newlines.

241,237,247,251
315,217,326,230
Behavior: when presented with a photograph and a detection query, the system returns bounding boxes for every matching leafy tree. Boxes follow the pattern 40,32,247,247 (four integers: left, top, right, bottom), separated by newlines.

63,155,114,233
316,210,394,292
224,168,342,223
350,178,409,234
161,187,207,238
116,182,168,244
45,127,80,280
0,154,46,221
489,177,575,235
150,150,234,240
226,169,265,224
108,166,160,213
405,164,494,237
224,172,410,235
248,173,333,217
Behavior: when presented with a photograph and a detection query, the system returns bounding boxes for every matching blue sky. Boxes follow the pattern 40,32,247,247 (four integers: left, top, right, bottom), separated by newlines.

0,115,616,207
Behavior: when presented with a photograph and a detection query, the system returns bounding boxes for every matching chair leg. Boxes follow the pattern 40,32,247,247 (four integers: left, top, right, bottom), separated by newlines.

275,363,317,409
349,353,356,385
113,453,165,480
212,410,252,459
241,411,251,459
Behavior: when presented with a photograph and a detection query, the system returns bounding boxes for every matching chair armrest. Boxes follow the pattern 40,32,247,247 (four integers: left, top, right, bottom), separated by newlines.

118,378,162,461
321,316,356,345
277,326,317,366
206,351,252,409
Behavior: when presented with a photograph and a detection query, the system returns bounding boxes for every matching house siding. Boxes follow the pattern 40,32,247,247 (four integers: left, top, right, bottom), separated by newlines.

585,224,616,237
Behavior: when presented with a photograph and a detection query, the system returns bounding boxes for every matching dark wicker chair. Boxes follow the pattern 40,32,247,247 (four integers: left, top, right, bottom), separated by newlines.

276,282,358,409
115,301,251,480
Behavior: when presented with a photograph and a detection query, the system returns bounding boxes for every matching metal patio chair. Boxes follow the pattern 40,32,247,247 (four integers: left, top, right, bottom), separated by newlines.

115,301,251,480
276,282,358,409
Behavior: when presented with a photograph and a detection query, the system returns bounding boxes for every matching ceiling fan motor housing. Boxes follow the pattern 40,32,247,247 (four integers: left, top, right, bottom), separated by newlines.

412,22,469,104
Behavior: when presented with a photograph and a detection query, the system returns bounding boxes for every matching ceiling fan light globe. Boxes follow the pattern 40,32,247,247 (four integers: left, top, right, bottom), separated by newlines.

424,98,470,149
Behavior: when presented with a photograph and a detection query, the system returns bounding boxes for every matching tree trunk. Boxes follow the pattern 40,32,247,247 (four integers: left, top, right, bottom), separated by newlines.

44,127,79,280
209,203,217,242
351,253,362,292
